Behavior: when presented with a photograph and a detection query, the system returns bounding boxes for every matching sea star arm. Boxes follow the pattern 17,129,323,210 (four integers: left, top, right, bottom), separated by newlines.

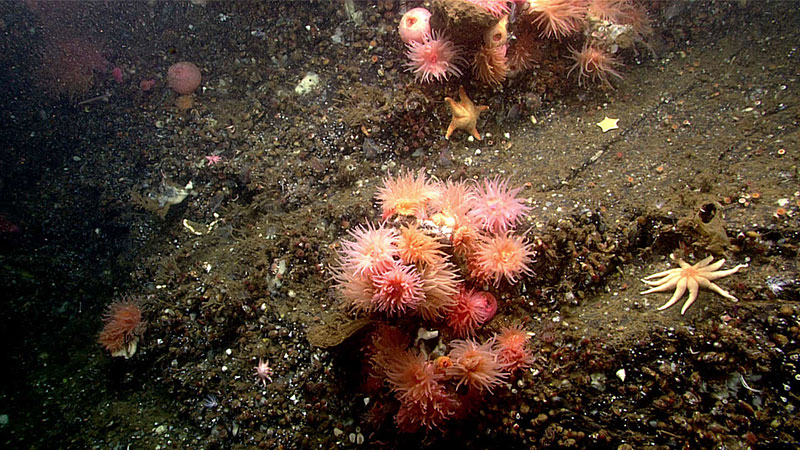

444,97,457,109
445,120,457,140
641,272,680,294
656,277,687,311
702,263,748,281
471,106,488,140
700,279,738,301
679,277,701,314
458,86,470,103
469,125,482,140
641,268,680,283
444,97,461,140
699,258,727,273
689,255,714,268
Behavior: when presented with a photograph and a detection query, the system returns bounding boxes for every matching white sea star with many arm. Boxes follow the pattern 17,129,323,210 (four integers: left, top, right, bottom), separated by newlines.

641,254,748,315
254,359,273,387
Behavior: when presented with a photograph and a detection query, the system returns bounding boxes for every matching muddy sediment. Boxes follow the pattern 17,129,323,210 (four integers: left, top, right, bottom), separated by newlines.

0,1,798,448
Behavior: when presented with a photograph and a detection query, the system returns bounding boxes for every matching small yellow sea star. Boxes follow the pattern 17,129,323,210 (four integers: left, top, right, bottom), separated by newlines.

596,117,619,132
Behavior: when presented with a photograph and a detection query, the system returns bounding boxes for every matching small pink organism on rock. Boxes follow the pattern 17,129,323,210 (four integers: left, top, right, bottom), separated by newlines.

139,79,156,92
111,67,123,83
167,61,202,94
446,285,498,337
204,155,222,166
398,7,431,44
336,222,399,277
465,0,511,18
370,335,456,432
587,0,629,23
524,0,587,40
494,325,534,373
254,358,273,387
447,338,508,393
377,169,442,220
468,176,531,233
567,44,623,89
371,261,426,316
469,232,535,286
98,298,146,359
404,32,464,83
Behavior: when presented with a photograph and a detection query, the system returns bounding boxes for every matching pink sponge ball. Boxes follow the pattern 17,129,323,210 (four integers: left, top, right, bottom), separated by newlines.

167,62,202,94
398,7,431,44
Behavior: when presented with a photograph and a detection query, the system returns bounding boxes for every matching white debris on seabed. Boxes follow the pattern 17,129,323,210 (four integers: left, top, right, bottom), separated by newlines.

294,73,320,95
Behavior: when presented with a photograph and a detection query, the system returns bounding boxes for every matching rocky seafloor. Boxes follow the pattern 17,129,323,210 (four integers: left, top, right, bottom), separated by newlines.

0,0,798,448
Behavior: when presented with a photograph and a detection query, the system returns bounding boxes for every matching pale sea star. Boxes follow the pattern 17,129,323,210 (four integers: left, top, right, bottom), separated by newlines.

205,155,222,166
254,358,273,387
641,254,748,315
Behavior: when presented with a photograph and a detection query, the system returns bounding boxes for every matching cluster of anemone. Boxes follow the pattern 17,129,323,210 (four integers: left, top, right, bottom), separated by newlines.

521,0,652,88
367,324,531,432
334,170,535,330
332,169,536,432
399,4,509,87
332,219,459,318
398,0,652,89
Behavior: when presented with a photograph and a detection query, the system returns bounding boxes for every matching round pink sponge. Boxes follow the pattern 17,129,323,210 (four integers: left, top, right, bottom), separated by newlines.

398,7,431,44
167,62,202,94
